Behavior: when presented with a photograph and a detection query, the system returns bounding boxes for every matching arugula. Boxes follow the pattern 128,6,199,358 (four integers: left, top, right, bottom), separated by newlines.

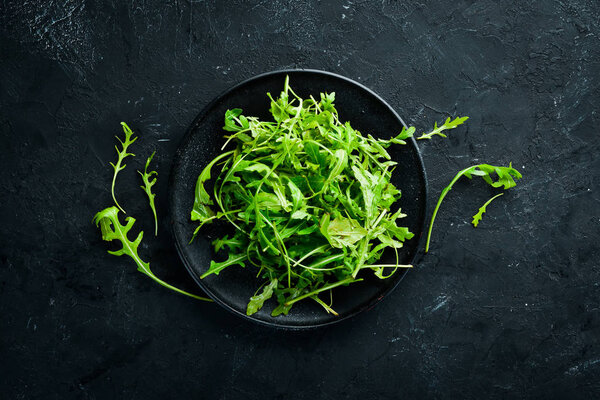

95,123,210,302
191,77,424,316
417,116,469,140
110,122,137,213
424,163,522,252
139,151,158,236
247,279,278,315
94,207,211,301
472,193,504,227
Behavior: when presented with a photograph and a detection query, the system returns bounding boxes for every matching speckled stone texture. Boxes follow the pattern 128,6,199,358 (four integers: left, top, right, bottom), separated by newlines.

1,0,599,399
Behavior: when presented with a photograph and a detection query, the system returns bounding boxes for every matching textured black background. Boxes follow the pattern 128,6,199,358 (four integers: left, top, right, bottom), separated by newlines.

1,1,599,399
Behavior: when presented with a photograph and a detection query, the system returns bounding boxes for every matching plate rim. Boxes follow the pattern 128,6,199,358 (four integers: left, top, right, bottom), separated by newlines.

168,68,428,329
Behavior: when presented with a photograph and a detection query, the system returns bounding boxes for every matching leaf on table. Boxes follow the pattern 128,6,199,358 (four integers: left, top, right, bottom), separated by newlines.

110,122,138,213
138,151,158,236
322,215,367,249
93,206,210,301
191,151,234,222
383,219,414,243
417,116,469,140
304,141,328,171
213,233,246,253
425,163,522,252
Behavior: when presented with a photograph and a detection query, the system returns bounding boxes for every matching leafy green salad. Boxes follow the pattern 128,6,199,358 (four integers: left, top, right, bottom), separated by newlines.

191,77,460,316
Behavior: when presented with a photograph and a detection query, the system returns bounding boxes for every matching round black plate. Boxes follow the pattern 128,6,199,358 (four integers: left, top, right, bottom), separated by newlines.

169,69,427,329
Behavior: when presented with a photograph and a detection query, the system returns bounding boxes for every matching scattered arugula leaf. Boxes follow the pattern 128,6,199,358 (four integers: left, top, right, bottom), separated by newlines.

472,193,504,227
417,116,469,140
425,163,522,252
139,151,158,236
95,123,210,302
110,122,137,214
93,206,211,302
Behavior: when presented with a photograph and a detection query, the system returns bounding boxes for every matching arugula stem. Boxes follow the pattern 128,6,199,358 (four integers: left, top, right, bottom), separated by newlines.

149,275,213,301
425,166,470,253
221,128,252,151
290,245,329,268
371,209,387,229
285,277,362,307
111,172,124,213
112,218,211,301
215,152,250,235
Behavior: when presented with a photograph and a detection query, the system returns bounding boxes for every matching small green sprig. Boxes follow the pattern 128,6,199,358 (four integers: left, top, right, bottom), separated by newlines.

472,193,504,227
95,123,210,302
425,163,522,252
93,206,212,302
110,122,137,213
417,116,469,140
139,151,158,236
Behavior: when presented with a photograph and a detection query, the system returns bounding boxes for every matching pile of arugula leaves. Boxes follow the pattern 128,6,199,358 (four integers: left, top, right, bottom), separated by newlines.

191,77,477,316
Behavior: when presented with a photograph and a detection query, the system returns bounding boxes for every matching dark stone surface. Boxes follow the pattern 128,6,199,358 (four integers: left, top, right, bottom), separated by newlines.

1,0,599,398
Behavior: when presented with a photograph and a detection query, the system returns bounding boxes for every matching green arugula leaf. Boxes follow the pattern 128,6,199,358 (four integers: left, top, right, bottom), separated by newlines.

326,149,348,185
93,206,211,301
200,253,247,278
287,180,304,212
223,108,245,132
323,215,368,248
425,163,522,252
472,193,504,227
191,150,234,222
213,234,246,253
271,288,302,316
247,278,278,315
138,151,158,236
417,116,469,140
388,126,416,145
110,122,138,213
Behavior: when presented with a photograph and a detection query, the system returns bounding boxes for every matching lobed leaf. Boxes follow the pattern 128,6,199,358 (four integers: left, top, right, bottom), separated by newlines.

93,206,211,301
472,193,504,227
247,279,278,315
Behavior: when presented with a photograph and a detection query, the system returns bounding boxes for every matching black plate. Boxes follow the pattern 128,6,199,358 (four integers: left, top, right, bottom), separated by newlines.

169,69,427,329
